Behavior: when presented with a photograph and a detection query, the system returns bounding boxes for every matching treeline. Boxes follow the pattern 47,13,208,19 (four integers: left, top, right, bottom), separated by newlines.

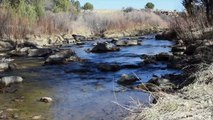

0,0,94,38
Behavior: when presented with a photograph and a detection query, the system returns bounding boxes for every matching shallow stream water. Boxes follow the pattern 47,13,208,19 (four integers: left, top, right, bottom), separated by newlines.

0,37,180,120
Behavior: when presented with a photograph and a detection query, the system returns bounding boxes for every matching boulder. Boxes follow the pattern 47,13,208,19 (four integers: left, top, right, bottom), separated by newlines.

115,40,139,46
45,49,76,64
141,54,156,64
155,30,177,40
98,63,121,72
0,76,23,87
156,53,173,61
117,74,140,85
28,48,52,57
91,42,120,53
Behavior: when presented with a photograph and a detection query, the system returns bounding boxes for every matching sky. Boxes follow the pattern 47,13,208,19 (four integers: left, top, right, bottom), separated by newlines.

79,0,184,11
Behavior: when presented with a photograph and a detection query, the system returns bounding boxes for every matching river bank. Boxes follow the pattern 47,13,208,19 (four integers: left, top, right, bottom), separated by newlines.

125,36,213,119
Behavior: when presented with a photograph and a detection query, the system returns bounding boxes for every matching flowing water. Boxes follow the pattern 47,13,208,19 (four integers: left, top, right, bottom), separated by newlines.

0,37,180,120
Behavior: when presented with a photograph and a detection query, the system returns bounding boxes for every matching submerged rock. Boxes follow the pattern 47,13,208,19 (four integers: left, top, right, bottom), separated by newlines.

141,53,174,65
91,42,120,53
117,74,140,85
98,63,121,72
0,76,23,87
155,30,177,40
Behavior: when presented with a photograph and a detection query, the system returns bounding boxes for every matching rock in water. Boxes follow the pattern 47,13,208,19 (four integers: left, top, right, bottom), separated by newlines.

116,40,139,46
45,49,76,64
91,42,120,53
28,48,52,57
98,63,121,72
40,97,53,103
117,74,140,85
0,63,9,72
0,76,23,87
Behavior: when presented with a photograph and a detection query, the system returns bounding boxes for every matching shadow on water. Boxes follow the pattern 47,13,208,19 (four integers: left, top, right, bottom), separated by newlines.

0,38,180,120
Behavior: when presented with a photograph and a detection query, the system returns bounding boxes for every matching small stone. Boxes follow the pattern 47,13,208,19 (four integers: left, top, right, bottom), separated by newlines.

32,115,42,120
12,113,19,119
40,97,53,103
6,108,19,112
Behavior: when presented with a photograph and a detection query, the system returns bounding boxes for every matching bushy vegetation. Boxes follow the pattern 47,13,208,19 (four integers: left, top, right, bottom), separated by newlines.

171,0,213,41
0,0,168,39
82,2,94,10
145,2,155,9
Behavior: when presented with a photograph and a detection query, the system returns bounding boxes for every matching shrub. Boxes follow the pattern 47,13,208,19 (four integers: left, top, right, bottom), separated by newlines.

145,2,155,9
82,2,93,10
122,7,135,13
53,0,71,13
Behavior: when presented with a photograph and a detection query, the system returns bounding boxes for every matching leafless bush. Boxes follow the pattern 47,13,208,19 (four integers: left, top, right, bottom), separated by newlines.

82,10,168,36
170,11,213,42
0,8,169,39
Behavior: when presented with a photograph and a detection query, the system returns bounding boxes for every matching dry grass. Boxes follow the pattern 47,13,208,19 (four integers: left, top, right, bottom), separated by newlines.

170,12,213,42
125,64,213,120
0,9,169,39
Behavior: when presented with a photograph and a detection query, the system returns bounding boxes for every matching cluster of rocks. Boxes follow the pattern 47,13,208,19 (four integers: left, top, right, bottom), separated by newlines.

44,49,82,65
90,39,141,53
90,42,120,53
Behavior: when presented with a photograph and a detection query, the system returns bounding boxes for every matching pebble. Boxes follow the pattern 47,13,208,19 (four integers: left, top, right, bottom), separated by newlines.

39,97,53,103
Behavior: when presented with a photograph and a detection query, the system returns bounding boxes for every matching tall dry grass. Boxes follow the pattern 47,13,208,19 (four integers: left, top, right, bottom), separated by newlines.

0,8,169,39
170,11,213,43
81,10,168,36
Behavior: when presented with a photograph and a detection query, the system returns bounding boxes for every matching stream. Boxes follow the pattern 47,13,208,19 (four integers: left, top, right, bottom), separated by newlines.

0,37,180,120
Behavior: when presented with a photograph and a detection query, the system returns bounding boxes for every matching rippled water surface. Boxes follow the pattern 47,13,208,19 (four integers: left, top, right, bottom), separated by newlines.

0,38,180,120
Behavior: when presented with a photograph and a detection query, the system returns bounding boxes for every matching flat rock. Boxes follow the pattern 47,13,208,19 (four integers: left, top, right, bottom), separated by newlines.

0,76,23,86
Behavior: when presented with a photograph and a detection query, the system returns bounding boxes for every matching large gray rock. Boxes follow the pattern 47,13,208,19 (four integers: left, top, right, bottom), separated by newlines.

45,49,76,64
91,42,120,53
156,53,173,61
0,76,23,86
28,48,52,57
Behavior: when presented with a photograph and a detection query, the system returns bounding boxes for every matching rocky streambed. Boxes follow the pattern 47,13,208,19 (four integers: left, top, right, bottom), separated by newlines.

0,36,181,120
